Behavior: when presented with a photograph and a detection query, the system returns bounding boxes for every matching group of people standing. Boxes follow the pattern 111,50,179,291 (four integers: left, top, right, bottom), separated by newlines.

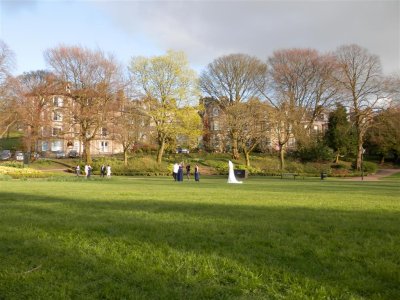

75,164,111,178
173,162,199,182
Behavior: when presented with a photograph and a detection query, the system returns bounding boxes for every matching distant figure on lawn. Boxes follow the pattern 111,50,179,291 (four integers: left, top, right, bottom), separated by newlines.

84,164,89,178
186,164,191,180
106,165,111,178
173,163,179,181
177,163,184,182
100,164,106,177
227,161,242,184
87,165,92,178
76,165,80,176
194,164,200,182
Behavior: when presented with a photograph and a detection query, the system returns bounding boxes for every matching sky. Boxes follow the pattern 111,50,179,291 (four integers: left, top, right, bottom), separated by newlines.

0,0,399,76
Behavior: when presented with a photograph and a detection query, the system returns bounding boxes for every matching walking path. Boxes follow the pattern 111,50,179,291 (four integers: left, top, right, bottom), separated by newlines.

347,169,399,181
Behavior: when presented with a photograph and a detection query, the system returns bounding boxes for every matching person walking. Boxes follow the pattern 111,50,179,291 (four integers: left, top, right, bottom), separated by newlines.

186,164,191,180
106,165,111,178
177,163,184,182
87,165,92,178
84,164,89,178
173,163,179,181
100,164,106,177
75,165,80,176
194,164,200,182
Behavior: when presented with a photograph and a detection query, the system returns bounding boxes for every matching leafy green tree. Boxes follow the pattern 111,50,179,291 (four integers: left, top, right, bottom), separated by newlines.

366,106,400,163
324,103,356,163
129,50,200,163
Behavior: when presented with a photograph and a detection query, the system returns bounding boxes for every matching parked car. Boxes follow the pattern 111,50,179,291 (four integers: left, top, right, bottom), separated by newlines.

176,148,190,154
15,151,24,161
0,150,12,160
68,150,79,158
55,150,66,159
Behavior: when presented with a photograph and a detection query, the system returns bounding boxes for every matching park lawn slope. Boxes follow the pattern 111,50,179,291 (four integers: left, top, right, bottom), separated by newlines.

0,176,399,299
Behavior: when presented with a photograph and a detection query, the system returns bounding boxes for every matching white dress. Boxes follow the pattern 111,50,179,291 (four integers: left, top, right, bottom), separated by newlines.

227,160,242,184
106,166,111,177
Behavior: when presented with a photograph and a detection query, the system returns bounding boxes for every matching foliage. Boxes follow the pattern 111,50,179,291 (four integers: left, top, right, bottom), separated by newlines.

0,166,50,178
0,161,23,168
89,155,170,176
351,160,378,174
324,103,357,161
296,140,333,162
130,50,200,163
0,136,22,151
365,106,400,163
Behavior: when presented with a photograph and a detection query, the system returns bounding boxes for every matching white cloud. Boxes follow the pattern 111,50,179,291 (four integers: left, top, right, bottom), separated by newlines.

93,0,399,74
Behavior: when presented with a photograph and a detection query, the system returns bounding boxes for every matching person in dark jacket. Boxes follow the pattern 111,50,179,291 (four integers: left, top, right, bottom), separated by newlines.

186,164,191,180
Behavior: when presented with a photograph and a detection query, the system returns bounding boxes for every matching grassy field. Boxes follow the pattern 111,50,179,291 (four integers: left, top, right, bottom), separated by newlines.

0,175,399,299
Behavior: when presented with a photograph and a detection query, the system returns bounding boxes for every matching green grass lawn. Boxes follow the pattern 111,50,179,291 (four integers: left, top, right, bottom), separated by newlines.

0,176,399,299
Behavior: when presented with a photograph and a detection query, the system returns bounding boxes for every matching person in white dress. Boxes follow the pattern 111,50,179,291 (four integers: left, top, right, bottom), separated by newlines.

84,164,89,178
106,165,111,178
227,160,242,184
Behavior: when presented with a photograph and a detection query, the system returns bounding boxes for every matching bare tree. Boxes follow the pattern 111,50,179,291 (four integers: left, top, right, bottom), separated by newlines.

45,45,124,163
200,53,268,159
14,71,57,153
0,40,16,138
112,96,150,166
334,44,390,170
259,49,338,170
225,98,269,166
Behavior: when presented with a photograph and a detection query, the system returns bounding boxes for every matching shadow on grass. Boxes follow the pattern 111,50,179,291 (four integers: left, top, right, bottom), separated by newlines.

1,191,400,299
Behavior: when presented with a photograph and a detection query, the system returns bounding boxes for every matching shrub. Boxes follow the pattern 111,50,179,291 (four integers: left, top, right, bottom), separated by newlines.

362,161,378,174
0,166,49,179
351,161,378,174
296,143,333,162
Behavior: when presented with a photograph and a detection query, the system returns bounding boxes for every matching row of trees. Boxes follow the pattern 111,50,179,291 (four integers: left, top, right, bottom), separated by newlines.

0,39,399,169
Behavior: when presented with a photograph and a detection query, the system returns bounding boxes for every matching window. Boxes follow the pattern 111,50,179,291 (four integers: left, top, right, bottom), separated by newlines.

51,140,63,151
288,137,296,147
53,97,63,107
212,107,219,117
101,127,108,137
212,121,220,131
42,141,49,151
100,141,109,152
53,111,63,121
51,141,62,151
52,127,61,136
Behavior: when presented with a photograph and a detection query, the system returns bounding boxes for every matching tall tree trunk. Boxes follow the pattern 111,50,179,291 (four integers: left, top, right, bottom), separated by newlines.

83,139,92,164
279,144,285,171
231,131,240,160
123,148,128,167
356,134,363,171
157,137,166,164
335,152,340,164
244,149,250,167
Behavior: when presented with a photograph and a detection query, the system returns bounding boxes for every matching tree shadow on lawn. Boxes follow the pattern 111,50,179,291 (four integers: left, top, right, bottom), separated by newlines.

1,191,400,299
